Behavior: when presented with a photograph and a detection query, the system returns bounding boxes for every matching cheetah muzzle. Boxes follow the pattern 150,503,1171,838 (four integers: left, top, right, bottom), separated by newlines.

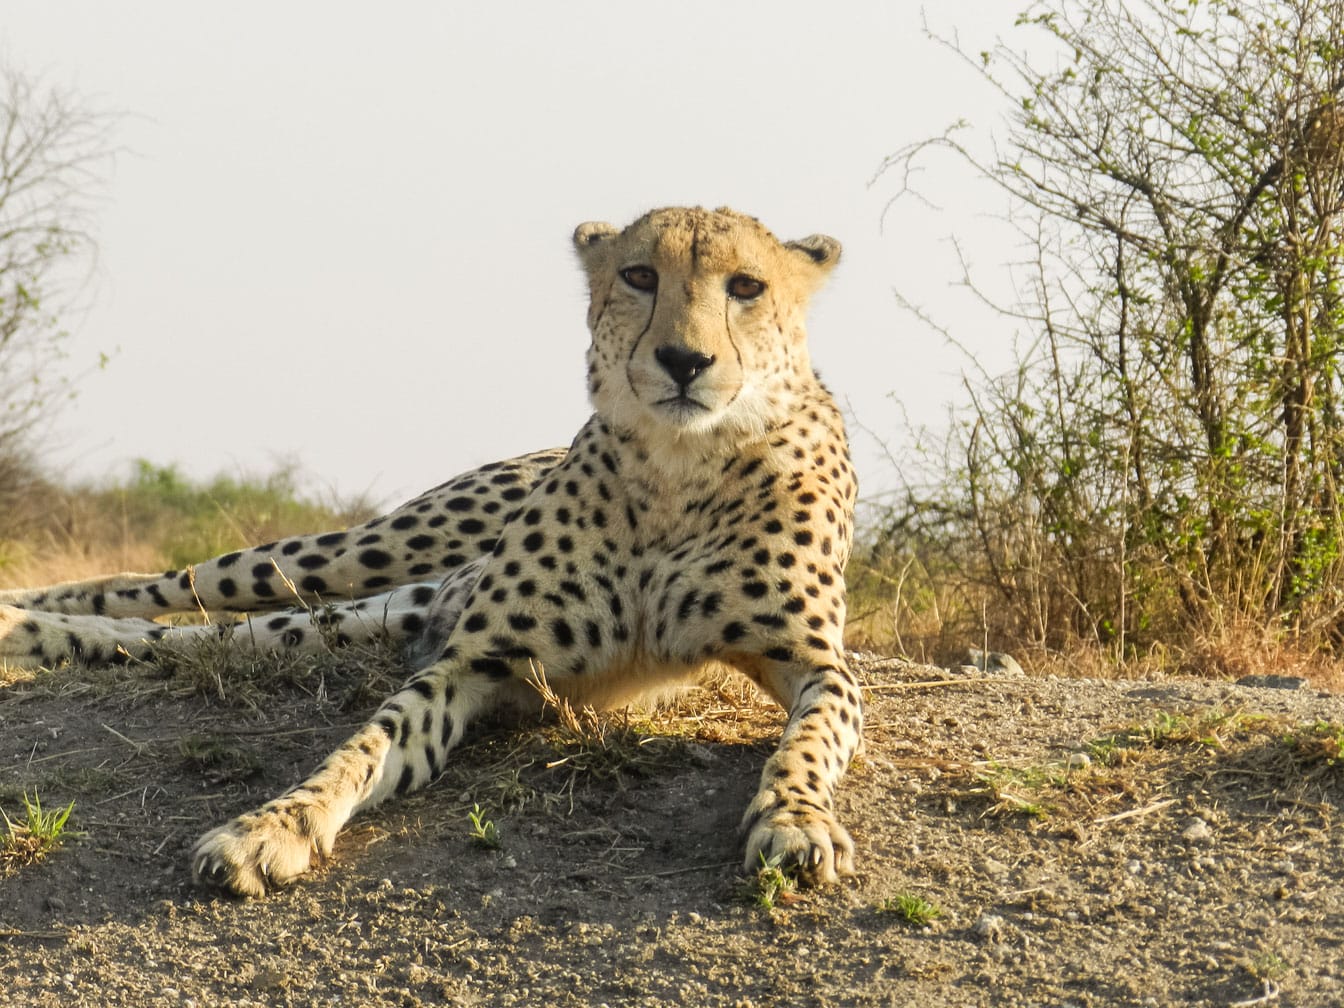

0,206,863,895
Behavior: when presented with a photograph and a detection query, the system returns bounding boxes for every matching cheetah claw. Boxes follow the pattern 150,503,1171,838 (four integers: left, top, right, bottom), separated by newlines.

191,811,325,898
741,796,855,886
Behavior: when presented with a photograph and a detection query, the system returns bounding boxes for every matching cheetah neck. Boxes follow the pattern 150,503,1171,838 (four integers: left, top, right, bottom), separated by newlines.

584,380,846,519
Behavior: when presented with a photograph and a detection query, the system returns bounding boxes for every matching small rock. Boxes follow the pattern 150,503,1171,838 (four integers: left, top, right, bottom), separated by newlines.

966,649,1026,677
1182,817,1212,842
981,858,1009,878
1235,674,1307,690
971,913,1005,942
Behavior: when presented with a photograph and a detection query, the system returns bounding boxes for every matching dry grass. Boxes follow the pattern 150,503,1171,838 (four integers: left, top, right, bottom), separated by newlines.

474,663,780,814
8,458,1343,716
138,620,407,714
0,461,375,590
952,705,1344,832
847,548,1344,693
1176,622,1344,692
0,524,169,590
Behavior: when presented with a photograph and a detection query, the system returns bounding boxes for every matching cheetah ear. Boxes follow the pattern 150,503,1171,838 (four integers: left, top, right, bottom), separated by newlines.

786,234,842,273
573,221,619,270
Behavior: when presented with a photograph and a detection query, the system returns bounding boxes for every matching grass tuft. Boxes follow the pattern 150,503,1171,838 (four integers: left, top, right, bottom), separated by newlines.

1244,950,1289,982
876,891,943,927
1285,721,1344,769
147,623,404,713
524,663,694,785
1085,709,1261,766
1,792,76,871
737,853,801,911
466,804,502,850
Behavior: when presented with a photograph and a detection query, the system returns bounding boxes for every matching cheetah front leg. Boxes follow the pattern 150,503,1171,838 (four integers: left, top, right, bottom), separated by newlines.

191,659,506,897
739,655,864,885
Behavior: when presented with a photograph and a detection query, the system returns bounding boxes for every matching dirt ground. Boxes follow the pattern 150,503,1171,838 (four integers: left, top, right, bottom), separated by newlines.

2,649,1343,1008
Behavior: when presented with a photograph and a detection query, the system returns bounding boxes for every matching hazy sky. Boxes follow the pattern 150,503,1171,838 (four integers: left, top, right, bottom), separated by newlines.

4,1,1026,509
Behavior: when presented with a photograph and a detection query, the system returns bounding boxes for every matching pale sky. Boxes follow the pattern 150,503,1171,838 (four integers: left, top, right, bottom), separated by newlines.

3,1,1025,510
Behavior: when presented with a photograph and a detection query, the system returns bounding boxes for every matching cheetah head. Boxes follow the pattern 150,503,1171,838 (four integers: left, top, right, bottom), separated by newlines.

573,206,840,453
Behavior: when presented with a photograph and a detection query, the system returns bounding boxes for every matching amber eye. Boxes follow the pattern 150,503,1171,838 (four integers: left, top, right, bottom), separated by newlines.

620,266,658,292
727,275,765,300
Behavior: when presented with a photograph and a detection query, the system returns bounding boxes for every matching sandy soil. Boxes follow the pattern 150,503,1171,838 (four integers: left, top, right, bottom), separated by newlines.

2,651,1342,1007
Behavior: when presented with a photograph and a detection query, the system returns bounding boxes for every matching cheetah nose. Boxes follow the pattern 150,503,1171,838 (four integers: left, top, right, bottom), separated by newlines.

654,346,715,387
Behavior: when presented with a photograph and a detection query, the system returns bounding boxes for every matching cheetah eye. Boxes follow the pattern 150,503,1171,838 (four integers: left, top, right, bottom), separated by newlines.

620,266,658,292
727,275,765,300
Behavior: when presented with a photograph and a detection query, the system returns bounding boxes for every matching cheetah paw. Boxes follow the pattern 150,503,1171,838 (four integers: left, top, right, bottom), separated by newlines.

191,808,327,898
741,793,855,886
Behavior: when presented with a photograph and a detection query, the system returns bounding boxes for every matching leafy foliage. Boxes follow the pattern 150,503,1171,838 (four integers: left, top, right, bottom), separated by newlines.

873,0,1344,668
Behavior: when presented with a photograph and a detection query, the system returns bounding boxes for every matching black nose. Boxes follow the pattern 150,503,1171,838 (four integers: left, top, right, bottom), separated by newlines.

654,346,715,387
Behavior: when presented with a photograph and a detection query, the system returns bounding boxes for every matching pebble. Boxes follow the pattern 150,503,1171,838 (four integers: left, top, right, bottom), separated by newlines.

1182,817,1212,842
1235,674,1308,690
972,913,1005,942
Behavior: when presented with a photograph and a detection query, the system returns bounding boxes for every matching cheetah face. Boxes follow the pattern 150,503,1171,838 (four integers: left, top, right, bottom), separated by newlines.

573,207,839,446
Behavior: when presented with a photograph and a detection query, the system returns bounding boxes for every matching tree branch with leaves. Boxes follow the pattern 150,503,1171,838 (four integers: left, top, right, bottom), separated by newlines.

873,0,1344,663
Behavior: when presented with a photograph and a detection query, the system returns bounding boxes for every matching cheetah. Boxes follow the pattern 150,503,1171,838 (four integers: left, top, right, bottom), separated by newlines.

0,206,862,896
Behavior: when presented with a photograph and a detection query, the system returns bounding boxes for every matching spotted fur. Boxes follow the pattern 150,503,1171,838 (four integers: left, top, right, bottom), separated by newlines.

0,206,862,895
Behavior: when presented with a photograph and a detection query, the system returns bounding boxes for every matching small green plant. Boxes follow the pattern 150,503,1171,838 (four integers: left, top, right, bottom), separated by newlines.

467,804,502,850
1144,710,1192,744
1245,950,1289,982
737,853,800,911
1088,709,1255,765
975,764,1063,818
1286,721,1344,767
876,891,943,927
1,792,76,869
